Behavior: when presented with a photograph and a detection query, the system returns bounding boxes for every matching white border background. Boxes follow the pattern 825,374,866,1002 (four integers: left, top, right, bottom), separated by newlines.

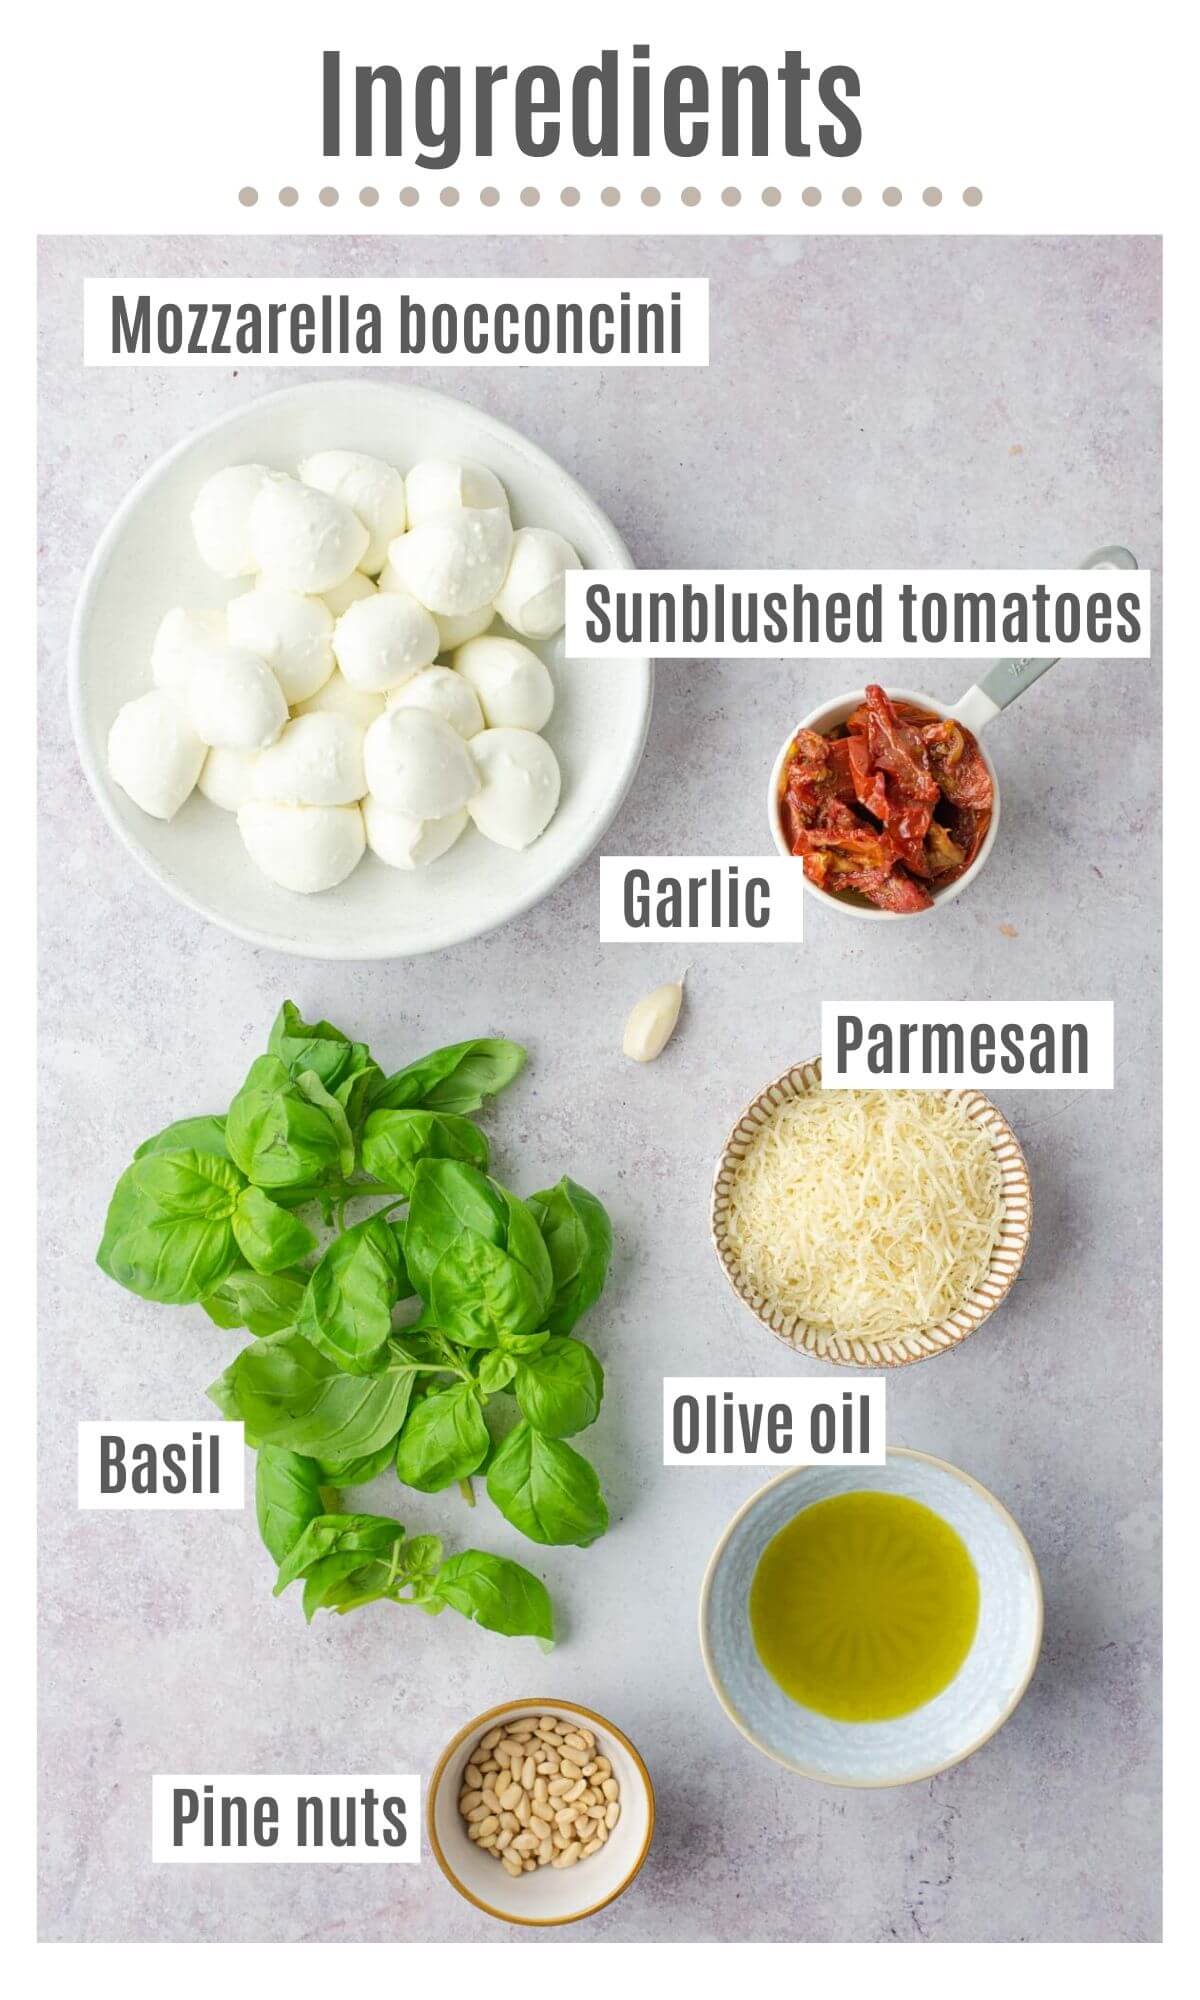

9,0,1186,1980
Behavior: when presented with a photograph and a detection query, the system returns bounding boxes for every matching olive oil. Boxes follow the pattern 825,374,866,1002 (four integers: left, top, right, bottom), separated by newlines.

749,1491,980,1722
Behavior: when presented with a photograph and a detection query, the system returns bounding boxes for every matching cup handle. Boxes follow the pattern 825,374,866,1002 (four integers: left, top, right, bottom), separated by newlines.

949,543,1139,733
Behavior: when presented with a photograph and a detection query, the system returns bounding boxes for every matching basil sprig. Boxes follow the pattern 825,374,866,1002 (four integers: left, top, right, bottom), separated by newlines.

96,1002,614,1641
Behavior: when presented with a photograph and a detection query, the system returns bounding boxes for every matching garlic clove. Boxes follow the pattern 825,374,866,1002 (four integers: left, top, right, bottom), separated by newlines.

622,976,686,1063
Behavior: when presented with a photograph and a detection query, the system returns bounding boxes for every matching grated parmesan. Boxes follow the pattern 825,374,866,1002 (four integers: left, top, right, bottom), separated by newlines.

724,1089,1004,1341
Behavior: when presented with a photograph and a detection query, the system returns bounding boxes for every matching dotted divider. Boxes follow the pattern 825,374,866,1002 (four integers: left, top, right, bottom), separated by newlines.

238,184,983,210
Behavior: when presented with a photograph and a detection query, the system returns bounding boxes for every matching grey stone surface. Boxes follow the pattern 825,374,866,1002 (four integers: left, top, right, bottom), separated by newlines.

38,235,1161,1943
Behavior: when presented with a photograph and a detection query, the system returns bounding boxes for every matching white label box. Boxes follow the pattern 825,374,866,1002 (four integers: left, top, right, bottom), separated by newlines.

822,1000,1114,1089
152,1775,420,1863
78,1421,245,1509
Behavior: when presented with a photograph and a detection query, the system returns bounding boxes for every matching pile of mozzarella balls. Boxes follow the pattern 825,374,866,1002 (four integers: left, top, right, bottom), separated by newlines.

106,452,581,892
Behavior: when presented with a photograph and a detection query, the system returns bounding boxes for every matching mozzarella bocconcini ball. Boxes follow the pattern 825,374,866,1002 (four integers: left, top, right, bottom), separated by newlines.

183,642,288,750
389,507,513,618
198,746,259,812
298,451,407,575
453,634,554,732
494,526,582,639
108,690,206,821
386,665,484,739
404,458,508,527
434,603,494,653
253,713,366,807
468,728,561,850
226,585,334,705
249,476,369,594
292,669,385,730
376,564,494,654
376,571,496,663
321,569,377,619
238,802,365,894
191,464,283,578
151,607,225,692
334,591,439,693
363,708,480,820
364,797,469,870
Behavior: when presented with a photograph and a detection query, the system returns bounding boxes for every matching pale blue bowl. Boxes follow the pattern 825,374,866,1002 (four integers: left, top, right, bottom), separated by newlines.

699,1449,1043,1787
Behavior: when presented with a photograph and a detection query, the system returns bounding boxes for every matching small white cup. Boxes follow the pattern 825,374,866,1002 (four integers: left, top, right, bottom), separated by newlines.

767,545,1137,921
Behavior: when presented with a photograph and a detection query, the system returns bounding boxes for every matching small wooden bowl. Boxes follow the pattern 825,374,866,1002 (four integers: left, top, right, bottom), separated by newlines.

710,1059,1032,1368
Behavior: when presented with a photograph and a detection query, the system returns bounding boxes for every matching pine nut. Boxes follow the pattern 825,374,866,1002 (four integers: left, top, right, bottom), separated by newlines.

456,1714,622,1885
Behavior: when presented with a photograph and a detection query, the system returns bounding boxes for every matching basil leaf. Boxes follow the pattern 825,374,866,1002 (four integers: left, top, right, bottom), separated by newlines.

274,1512,407,1621
202,1266,309,1337
432,1550,554,1643
486,1423,609,1547
298,1213,408,1376
232,1186,317,1275
513,1337,604,1439
529,1178,613,1336
404,1158,507,1297
230,1331,419,1457
393,1533,443,1583
361,1109,489,1195
335,1058,385,1139
496,1328,550,1357
293,1071,357,1179
429,1231,546,1349
313,1437,399,1487
255,1444,325,1564
134,1115,229,1161
226,1055,350,1192
268,1002,370,1091
394,1381,490,1493
407,1164,552,1347
97,1149,244,1303
130,1149,245,1216
478,1350,517,1394
371,1038,526,1116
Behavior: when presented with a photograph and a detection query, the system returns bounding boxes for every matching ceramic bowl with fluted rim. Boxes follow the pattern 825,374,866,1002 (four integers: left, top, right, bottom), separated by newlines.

711,1057,1032,1368
427,1699,655,1927
700,1449,1043,1786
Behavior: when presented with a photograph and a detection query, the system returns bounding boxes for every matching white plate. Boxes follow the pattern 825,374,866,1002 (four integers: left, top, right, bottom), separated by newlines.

68,381,653,959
